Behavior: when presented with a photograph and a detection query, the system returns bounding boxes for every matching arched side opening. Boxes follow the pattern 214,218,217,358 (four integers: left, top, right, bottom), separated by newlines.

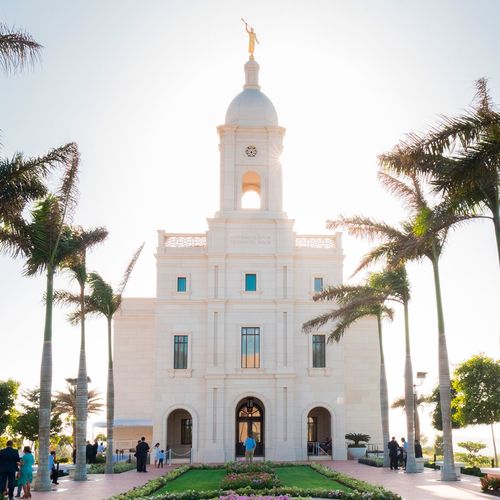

307,407,332,458
235,397,265,457
166,409,192,461
241,171,261,209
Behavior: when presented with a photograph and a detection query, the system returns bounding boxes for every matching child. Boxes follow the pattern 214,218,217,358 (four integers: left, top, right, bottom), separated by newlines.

158,449,165,468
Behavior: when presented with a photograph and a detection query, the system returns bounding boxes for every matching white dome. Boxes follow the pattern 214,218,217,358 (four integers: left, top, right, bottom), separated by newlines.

224,58,279,127
225,89,278,127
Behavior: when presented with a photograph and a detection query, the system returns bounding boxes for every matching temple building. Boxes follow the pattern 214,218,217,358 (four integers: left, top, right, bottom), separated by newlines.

113,54,382,462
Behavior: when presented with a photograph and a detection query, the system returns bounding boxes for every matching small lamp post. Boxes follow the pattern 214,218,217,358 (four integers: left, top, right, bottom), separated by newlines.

413,372,427,442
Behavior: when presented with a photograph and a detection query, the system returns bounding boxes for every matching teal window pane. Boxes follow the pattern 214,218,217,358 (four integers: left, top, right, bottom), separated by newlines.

314,277,324,292
177,277,187,292
245,273,257,291
174,335,188,369
312,335,325,368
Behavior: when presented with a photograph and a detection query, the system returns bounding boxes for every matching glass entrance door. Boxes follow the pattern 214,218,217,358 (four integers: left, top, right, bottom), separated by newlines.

235,398,264,457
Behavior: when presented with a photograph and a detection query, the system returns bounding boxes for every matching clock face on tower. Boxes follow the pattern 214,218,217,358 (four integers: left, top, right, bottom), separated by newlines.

245,145,258,158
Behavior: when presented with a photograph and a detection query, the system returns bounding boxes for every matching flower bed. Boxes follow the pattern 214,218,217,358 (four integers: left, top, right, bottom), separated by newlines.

88,462,136,474
221,471,281,490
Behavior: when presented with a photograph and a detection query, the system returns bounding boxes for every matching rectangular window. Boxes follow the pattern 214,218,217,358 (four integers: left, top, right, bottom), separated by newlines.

312,335,326,368
314,277,324,292
173,335,188,369
308,416,318,442
241,327,260,368
181,418,192,445
245,273,257,291
177,277,187,292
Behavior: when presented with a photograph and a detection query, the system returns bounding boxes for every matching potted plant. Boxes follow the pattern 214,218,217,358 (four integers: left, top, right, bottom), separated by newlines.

345,433,370,459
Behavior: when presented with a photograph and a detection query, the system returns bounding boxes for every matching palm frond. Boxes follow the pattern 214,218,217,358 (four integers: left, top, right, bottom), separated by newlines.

312,284,372,303
117,242,144,296
0,23,42,73
377,171,426,213
327,215,402,242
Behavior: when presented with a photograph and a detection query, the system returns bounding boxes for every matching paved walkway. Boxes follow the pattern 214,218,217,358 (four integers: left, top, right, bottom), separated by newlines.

28,461,490,499
322,460,490,500
31,465,173,499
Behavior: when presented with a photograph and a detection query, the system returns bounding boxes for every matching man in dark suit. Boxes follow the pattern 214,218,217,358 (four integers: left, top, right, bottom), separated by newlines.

0,440,20,500
387,436,400,470
135,437,150,472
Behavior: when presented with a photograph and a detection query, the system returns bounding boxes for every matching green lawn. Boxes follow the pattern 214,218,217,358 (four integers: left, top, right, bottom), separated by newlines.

275,466,352,492
156,469,226,493
155,466,352,494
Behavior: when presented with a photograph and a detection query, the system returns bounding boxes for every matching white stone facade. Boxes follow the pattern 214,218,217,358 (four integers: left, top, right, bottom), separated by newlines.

113,58,382,462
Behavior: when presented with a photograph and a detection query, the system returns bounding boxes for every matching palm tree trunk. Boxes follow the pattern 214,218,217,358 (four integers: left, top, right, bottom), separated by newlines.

403,299,417,473
34,267,54,491
492,424,498,468
105,317,114,474
431,254,457,481
377,314,390,467
74,283,88,481
493,208,500,268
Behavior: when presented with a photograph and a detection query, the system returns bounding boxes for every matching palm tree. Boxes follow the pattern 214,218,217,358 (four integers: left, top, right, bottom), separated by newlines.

53,228,108,480
328,171,469,480
0,23,41,73
53,379,103,455
0,144,78,224
379,78,500,266
0,148,102,491
302,277,394,467
86,244,144,474
391,394,430,442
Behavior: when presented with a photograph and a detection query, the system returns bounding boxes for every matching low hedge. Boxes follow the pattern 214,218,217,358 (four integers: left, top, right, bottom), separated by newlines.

358,458,383,468
110,462,402,500
88,462,136,474
425,461,485,477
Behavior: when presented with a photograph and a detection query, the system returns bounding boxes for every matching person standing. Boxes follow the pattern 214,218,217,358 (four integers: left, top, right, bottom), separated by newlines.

18,446,34,499
158,450,165,468
152,443,160,468
244,433,257,462
85,441,93,464
415,439,423,459
136,437,150,472
0,440,20,500
401,437,408,470
49,450,59,485
91,439,98,464
387,436,399,470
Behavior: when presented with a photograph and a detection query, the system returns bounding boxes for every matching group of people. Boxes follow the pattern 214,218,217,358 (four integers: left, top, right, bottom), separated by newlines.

0,441,61,500
387,436,423,470
151,443,166,468
85,440,105,464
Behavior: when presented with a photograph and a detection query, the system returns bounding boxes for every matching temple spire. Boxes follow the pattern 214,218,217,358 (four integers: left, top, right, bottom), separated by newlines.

243,59,260,90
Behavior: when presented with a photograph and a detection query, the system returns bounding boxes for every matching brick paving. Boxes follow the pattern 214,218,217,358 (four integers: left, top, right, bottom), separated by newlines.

321,460,490,500
31,465,173,499
28,460,491,499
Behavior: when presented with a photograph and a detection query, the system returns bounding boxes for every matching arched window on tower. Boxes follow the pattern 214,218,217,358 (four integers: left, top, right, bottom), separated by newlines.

241,171,261,209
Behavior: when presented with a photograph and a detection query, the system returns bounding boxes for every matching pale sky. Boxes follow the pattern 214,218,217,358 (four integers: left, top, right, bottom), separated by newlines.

1,1,499,452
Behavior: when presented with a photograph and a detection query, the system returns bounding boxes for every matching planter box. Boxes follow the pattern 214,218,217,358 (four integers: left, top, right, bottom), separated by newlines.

414,458,426,473
435,460,465,478
348,447,366,459
480,468,500,479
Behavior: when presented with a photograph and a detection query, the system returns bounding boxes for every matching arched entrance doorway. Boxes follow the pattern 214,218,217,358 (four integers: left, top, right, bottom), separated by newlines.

235,397,264,458
307,407,332,457
166,409,192,460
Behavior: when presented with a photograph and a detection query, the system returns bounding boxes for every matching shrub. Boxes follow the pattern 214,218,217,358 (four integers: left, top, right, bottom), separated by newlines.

88,462,136,474
480,476,500,493
220,472,281,490
226,461,274,474
345,433,370,448
358,458,383,468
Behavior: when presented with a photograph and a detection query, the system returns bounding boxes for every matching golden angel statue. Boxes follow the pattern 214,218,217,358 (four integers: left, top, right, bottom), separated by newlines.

241,18,259,59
